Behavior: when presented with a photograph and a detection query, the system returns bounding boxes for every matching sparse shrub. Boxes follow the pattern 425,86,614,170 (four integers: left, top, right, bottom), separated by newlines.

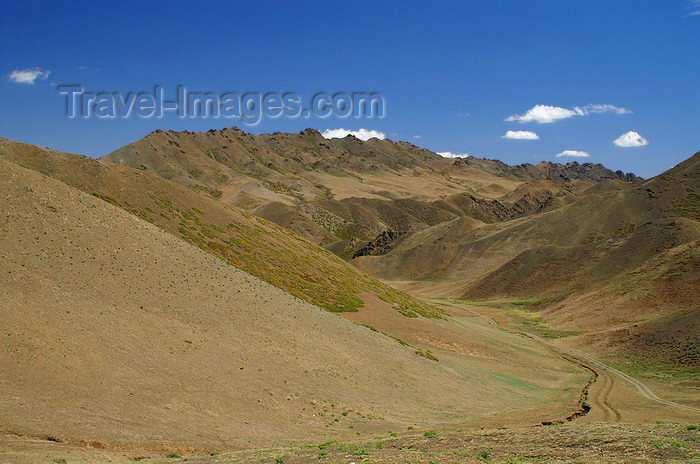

424,430,437,438
415,349,439,362
275,457,284,463
318,439,337,449
476,448,491,461
688,424,699,430
318,451,328,457
166,452,181,458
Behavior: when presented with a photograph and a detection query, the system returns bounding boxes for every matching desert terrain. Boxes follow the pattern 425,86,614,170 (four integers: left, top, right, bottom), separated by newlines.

1,131,698,463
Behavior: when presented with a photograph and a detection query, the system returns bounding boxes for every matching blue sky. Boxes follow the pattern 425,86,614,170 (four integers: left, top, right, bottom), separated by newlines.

1,0,699,178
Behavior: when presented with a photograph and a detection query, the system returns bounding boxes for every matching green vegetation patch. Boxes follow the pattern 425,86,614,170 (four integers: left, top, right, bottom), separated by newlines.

672,188,700,221
609,353,700,381
581,233,605,245
492,372,539,391
522,317,584,339
92,192,121,207
415,349,439,362
511,297,556,307
148,195,441,317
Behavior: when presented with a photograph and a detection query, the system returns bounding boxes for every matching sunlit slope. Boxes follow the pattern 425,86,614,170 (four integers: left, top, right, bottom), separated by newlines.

354,151,700,369
0,156,508,449
356,150,700,301
0,138,436,317
103,128,639,247
460,151,700,308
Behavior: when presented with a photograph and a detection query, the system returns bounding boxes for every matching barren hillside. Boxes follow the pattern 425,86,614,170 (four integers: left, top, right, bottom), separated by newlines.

0,154,588,452
0,138,433,317
103,128,638,250
355,151,700,370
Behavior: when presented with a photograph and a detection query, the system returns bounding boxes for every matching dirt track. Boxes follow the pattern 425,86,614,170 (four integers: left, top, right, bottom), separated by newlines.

426,298,700,423
571,347,700,414
524,331,700,417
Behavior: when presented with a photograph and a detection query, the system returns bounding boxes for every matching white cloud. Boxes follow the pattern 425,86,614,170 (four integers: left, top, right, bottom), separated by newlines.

437,151,470,159
321,128,386,141
412,135,422,139
506,103,631,123
502,130,540,140
9,68,51,84
555,150,590,158
578,104,631,115
506,105,578,124
614,131,649,147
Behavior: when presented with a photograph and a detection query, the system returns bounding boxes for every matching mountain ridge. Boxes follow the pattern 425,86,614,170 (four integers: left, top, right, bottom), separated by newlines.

103,127,640,251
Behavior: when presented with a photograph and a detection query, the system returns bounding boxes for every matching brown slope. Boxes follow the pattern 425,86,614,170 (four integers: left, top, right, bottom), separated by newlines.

102,127,639,248
0,137,436,317
665,149,700,177
352,150,700,367
357,150,699,284
446,156,641,184
0,155,504,450
459,152,700,303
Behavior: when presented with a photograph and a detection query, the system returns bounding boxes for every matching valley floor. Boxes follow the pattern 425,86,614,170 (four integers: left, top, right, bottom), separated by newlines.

2,422,699,463
2,297,698,463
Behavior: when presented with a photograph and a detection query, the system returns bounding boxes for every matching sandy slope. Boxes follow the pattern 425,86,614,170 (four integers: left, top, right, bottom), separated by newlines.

0,137,435,317
0,157,509,450
354,152,700,369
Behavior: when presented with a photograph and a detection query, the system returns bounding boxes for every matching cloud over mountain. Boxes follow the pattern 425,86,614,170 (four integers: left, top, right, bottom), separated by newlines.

437,151,470,158
555,150,590,158
322,128,386,141
614,131,649,147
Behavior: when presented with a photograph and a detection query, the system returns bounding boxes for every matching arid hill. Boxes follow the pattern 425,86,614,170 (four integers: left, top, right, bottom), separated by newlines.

1,134,697,463
98,128,700,370
355,151,700,370
0,138,433,317
0,155,479,449
0,147,589,453
103,128,638,252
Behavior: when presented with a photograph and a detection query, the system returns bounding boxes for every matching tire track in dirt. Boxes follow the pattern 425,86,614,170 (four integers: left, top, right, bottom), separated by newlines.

425,299,617,423
427,298,700,418
514,328,699,417
558,352,620,422
597,368,621,421
426,299,700,421
570,348,700,415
